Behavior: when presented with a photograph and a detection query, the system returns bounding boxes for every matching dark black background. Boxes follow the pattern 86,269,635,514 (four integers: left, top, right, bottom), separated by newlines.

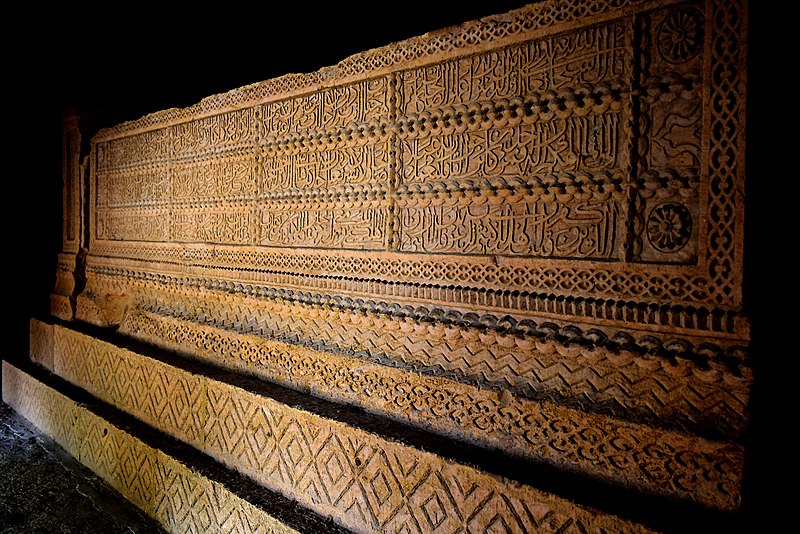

4,1,792,529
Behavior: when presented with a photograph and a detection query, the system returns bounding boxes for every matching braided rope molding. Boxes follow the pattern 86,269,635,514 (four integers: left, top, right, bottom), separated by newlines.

134,166,700,209
56,253,77,272
98,177,629,213
704,0,745,307
85,255,748,344
99,170,630,210
107,311,743,512
78,269,751,441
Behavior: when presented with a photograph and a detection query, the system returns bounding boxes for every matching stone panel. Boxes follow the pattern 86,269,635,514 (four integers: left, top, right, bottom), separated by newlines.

29,319,54,371
53,326,206,450
78,406,159,515
120,311,744,511
101,274,750,441
2,361,82,456
83,0,749,336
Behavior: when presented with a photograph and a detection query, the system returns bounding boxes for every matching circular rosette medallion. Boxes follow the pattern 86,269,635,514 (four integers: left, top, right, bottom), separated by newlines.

646,202,692,252
657,9,703,64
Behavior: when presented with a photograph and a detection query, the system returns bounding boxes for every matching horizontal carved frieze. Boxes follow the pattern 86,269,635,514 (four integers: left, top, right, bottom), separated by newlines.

79,270,750,440
112,312,744,512
2,362,317,534
37,322,741,520
85,251,747,339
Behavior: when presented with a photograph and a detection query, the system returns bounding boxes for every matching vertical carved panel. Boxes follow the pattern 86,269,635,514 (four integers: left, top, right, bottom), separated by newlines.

635,1,705,264
52,111,84,320
705,0,746,306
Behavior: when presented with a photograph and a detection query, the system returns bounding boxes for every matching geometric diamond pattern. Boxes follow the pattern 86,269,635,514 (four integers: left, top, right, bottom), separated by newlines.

2,363,299,534
45,328,649,532
120,310,744,511
29,319,54,370
2,362,81,455
55,327,206,450
410,471,461,533
153,454,216,533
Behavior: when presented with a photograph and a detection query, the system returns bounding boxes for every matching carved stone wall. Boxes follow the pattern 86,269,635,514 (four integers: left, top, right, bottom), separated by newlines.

44,0,750,528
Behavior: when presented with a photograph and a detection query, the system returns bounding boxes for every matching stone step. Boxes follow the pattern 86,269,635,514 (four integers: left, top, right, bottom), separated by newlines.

1,359,345,534
14,319,739,533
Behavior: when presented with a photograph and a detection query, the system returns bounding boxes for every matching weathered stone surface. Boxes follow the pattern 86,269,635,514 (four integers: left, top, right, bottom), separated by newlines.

29,319,54,371
3,361,299,534
51,111,84,322
44,322,652,532
0,399,164,534
37,0,752,529
3,359,83,456
115,310,744,510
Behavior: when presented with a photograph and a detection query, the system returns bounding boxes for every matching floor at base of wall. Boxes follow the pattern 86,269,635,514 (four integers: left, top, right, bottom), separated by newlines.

0,399,165,534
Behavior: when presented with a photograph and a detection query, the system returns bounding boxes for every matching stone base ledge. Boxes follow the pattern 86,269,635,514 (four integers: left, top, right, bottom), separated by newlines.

2,361,307,534
22,318,748,531
114,311,744,512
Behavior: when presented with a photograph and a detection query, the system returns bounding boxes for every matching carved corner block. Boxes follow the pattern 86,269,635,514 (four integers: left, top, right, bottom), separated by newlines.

29,318,54,371
75,289,132,328
2,362,82,458
51,253,77,321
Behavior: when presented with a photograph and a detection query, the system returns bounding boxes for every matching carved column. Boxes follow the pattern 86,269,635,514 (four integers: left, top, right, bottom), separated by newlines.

50,109,86,321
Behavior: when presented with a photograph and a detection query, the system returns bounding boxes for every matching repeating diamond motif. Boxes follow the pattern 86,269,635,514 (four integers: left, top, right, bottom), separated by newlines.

8,326,655,531
46,328,648,532
116,311,744,510
3,363,300,534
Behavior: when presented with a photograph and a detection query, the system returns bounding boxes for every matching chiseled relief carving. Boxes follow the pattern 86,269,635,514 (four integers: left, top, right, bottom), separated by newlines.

71,0,751,518
85,0,749,334
258,200,388,249
398,200,620,257
397,114,623,258
400,21,628,111
636,4,706,264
